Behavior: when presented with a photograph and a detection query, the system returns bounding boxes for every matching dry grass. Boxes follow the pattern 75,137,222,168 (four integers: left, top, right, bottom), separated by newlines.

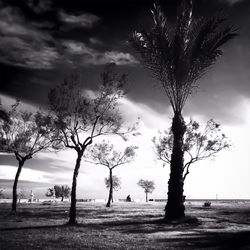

0,201,250,249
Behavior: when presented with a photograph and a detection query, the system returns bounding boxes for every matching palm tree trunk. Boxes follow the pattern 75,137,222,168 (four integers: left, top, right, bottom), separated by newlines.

68,151,83,224
146,192,148,202
106,169,113,207
12,160,25,211
165,112,186,220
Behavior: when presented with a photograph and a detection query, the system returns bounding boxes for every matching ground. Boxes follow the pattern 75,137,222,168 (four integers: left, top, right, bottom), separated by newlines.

0,201,250,249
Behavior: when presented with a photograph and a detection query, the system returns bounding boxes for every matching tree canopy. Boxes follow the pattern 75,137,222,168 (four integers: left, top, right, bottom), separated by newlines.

49,64,137,153
0,101,61,160
86,140,137,170
46,185,71,201
153,119,230,179
137,179,155,194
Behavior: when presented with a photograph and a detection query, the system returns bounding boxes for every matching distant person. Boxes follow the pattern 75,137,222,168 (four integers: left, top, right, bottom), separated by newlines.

126,195,131,202
183,195,186,202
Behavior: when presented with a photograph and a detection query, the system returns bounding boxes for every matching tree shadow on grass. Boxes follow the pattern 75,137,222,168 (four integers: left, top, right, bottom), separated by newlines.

0,222,106,232
0,216,199,233
156,230,250,249
99,216,200,234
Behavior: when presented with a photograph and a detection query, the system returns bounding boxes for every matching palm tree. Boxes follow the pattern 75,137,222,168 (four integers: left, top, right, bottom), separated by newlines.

131,0,237,220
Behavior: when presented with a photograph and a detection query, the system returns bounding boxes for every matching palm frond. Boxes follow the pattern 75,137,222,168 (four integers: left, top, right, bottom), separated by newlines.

131,2,237,113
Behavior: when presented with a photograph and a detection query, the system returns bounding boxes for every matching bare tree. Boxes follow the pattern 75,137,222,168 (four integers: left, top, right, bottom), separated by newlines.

153,119,230,180
131,1,237,220
48,65,137,224
104,175,121,202
46,185,71,201
86,140,137,207
137,179,155,202
0,101,60,211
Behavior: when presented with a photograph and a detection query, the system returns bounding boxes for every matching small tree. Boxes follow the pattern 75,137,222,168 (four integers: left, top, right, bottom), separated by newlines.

137,179,155,202
0,101,60,211
17,189,26,203
104,175,121,202
153,119,230,180
86,141,137,207
49,65,137,224
46,185,71,201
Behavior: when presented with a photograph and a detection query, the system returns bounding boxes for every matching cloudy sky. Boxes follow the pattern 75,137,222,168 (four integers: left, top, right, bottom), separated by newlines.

0,0,250,201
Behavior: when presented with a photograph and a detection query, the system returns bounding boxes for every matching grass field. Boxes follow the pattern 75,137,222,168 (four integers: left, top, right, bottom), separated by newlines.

0,201,250,249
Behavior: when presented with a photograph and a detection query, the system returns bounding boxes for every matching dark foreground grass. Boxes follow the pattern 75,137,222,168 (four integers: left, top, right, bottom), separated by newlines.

0,201,250,249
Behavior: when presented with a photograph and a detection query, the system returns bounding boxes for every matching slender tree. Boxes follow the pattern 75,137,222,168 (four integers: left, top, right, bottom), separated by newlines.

86,141,137,207
49,65,137,224
46,185,71,201
131,1,237,220
137,179,155,202
153,119,230,180
104,175,121,202
0,101,60,211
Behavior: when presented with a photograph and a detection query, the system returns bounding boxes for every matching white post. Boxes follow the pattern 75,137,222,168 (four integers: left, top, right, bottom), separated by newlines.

30,190,34,203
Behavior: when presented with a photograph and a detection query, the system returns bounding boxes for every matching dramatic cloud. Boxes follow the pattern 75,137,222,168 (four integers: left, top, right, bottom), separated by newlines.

223,0,243,4
59,11,100,28
0,37,59,69
63,40,138,66
0,5,59,69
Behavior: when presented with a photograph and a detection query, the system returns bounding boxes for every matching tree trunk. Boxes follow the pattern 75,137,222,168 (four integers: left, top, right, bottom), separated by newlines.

106,169,113,207
146,192,148,202
68,152,83,224
12,160,25,211
61,196,64,202
165,112,186,220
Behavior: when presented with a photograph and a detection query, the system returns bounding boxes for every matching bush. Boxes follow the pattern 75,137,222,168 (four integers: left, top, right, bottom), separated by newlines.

203,201,211,207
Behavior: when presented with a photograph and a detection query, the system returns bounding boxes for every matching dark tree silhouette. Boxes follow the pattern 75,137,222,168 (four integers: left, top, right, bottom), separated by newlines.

86,140,137,207
0,101,60,211
46,185,71,201
49,65,137,223
105,175,121,202
131,1,237,220
153,119,230,180
137,179,155,202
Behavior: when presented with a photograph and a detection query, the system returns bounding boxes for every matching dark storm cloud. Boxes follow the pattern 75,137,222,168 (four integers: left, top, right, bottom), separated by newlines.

0,0,139,106
0,3,59,69
0,0,250,125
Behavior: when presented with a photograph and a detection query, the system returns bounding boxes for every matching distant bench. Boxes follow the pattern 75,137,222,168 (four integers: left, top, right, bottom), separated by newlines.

76,199,96,202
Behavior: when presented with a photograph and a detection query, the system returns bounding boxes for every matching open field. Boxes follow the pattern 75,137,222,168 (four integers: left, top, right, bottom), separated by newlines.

0,201,250,249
